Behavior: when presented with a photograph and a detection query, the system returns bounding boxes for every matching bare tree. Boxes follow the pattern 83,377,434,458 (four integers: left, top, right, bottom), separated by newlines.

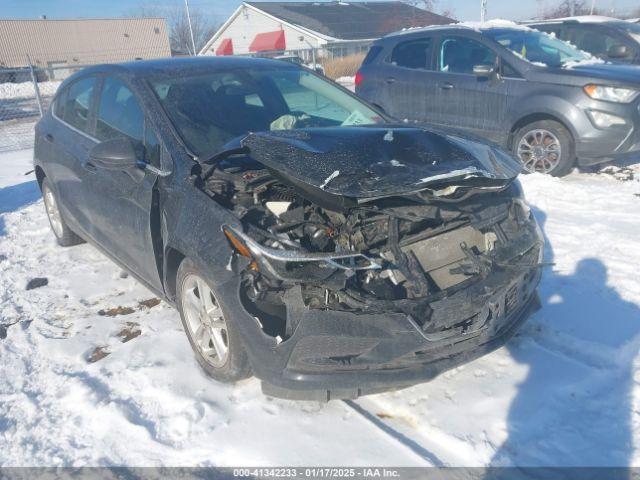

540,0,599,19
131,4,220,55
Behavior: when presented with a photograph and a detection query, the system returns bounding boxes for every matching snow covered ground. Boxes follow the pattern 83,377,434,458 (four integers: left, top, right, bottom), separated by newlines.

0,81,61,101
1,148,639,467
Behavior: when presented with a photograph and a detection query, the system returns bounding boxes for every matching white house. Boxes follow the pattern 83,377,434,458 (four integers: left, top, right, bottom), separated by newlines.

199,1,453,59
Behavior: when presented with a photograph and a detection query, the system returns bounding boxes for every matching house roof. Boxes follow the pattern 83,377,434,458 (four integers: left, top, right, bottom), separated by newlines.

245,1,454,40
0,18,171,68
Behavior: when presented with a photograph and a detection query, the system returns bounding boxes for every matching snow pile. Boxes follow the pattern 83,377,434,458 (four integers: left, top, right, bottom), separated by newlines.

455,19,533,31
562,57,607,69
0,80,61,100
1,149,640,466
335,76,355,89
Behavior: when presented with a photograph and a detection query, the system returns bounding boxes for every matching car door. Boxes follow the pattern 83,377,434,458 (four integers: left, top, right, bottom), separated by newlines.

82,75,164,291
430,34,520,144
47,75,99,236
377,36,441,124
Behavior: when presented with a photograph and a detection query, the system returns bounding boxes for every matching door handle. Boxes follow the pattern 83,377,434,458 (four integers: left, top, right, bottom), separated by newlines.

84,161,97,173
44,133,54,143
385,77,396,84
440,82,454,90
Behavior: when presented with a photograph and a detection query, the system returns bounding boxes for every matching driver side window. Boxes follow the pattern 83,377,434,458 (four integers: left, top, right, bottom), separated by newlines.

439,36,496,74
96,76,159,165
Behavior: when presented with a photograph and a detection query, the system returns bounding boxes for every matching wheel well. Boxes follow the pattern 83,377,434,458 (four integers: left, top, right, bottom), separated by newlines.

35,166,46,190
164,247,185,301
508,113,573,150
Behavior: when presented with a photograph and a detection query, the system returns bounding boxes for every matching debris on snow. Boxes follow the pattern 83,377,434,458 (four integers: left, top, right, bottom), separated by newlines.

138,298,161,309
87,346,110,363
117,322,142,343
26,277,48,290
98,306,136,317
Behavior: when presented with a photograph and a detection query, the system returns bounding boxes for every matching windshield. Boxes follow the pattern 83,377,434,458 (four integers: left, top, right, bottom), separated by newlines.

483,28,591,67
150,67,383,156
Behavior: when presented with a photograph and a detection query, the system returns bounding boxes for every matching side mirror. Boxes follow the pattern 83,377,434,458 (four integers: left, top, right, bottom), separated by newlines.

608,44,628,59
89,138,142,171
473,64,494,78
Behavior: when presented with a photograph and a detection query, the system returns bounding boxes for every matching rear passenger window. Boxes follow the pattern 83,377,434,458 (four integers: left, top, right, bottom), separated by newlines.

53,90,66,119
362,46,384,65
62,77,96,133
390,39,433,69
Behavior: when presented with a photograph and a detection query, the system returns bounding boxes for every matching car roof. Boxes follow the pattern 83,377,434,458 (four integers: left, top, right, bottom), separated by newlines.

525,15,624,25
73,56,298,79
383,20,534,40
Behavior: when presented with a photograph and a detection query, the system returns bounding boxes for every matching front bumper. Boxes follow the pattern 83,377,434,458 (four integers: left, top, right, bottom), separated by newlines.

259,263,541,401
575,100,640,166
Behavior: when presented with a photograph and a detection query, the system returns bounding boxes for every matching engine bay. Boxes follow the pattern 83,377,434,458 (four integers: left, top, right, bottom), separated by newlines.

198,152,541,341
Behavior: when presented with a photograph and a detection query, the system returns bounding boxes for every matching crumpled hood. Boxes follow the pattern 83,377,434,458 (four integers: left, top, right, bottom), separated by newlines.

241,126,522,199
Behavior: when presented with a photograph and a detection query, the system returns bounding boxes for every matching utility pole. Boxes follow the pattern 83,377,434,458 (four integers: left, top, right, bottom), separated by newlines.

184,0,197,56
590,0,596,14
480,0,487,22
569,0,576,16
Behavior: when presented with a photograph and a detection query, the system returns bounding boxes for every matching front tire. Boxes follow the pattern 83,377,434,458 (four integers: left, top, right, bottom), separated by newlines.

41,178,84,247
176,258,251,383
513,120,575,177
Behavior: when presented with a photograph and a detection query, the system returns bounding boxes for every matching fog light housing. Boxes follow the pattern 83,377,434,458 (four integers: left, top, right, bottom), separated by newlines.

587,110,627,128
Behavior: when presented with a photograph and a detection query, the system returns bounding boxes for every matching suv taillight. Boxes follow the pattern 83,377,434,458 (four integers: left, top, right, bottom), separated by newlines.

354,71,363,87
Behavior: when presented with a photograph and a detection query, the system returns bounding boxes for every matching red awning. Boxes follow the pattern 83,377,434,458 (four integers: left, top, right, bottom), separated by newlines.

216,38,234,56
249,30,286,52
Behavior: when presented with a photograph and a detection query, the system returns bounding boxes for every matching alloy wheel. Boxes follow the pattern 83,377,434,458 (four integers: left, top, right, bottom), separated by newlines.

516,129,562,174
181,274,229,368
42,183,64,238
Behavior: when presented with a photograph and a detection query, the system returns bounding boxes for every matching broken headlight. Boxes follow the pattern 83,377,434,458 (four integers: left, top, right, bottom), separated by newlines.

223,225,381,282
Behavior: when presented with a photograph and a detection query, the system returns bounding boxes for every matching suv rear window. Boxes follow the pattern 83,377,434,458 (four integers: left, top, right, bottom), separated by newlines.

390,38,433,69
362,46,383,65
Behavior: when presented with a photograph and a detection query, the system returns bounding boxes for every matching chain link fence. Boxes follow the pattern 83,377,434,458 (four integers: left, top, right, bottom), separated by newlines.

0,60,113,153
0,64,57,152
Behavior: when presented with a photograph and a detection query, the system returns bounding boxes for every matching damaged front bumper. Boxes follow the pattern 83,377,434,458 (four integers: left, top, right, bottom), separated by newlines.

215,241,542,401
263,262,541,401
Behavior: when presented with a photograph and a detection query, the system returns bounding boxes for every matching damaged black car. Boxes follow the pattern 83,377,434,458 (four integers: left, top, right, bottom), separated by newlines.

34,57,544,400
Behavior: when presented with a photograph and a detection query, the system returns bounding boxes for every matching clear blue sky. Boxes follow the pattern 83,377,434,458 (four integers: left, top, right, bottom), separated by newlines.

0,0,636,22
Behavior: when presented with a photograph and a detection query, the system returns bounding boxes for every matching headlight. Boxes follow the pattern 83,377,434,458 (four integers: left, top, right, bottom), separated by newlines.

587,110,627,128
583,84,638,103
223,225,381,282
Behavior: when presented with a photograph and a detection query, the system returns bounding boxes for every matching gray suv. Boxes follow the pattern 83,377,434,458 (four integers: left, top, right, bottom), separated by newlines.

356,24,640,176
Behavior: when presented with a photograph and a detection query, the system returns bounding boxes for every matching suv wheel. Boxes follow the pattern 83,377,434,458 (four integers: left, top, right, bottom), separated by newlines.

513,120,575,176
176,258,252,382
41,178,84,246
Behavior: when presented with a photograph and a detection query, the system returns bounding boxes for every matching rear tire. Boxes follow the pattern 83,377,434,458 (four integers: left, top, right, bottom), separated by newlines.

41,178,84,247
176,258,252,383
512,120,575,177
